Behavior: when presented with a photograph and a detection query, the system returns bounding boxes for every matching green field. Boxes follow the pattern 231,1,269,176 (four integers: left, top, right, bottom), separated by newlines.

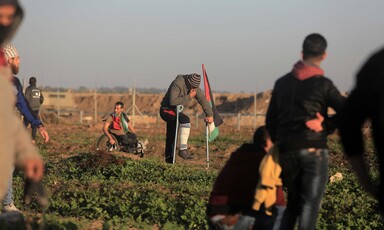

7,125,383,229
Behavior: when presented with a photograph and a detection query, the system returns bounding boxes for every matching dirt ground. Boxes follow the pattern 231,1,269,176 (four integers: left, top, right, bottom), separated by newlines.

39,120,260,172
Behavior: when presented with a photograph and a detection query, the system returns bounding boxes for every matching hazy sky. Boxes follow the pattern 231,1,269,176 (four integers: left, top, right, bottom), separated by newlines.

13,0,384,93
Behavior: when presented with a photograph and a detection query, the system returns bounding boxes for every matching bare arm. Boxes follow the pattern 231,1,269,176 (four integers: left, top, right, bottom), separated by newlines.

195,88,214,117
102,121,116,144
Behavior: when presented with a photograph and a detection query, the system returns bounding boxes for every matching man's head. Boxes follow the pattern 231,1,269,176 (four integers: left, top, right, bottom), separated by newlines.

114,101,124,115
302,33,327,61
186,73,201,89
253,126,272,152
0,0,23,45
2,43,19,74
29,76,36,85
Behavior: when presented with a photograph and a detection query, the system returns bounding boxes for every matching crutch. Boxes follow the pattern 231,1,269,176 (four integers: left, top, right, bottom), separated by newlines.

206,123,210,168
172,105,184,164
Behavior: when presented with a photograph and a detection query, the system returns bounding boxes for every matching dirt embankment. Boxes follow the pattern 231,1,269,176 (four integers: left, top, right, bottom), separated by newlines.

73,91,273,116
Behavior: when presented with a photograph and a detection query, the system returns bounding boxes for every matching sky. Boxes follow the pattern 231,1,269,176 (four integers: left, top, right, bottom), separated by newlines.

13,0,384,93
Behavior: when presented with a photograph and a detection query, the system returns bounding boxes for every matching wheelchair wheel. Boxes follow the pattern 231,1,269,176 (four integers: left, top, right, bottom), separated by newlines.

96,134,119,151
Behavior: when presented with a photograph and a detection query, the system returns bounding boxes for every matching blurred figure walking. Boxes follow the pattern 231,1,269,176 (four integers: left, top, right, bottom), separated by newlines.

24,76,44,143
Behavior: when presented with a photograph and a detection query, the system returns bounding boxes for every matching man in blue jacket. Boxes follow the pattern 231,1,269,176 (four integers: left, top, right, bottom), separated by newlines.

3,44,49,142
2,43,49,213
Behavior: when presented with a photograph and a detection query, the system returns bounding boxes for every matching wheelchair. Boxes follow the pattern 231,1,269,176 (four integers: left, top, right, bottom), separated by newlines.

96,132,144,158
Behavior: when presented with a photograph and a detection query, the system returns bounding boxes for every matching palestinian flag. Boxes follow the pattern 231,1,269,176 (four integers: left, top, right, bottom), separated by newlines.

202,64,223,142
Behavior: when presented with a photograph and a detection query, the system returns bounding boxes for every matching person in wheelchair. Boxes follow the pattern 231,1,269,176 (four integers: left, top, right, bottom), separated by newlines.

102,101,137,152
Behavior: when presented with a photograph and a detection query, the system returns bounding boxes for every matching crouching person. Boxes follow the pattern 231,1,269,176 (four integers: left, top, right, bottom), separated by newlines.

206,126,277,229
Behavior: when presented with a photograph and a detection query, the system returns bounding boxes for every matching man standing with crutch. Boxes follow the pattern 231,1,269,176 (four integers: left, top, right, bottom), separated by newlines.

160,73,213,164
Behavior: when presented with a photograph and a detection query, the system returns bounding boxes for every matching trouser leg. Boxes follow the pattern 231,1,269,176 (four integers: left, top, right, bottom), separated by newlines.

178,113,191,150
279,150,301,230
279,149,328,230
298,149,328,230
2,169,14,206
160,109,177,163
160,109,191,163
31,110,40,141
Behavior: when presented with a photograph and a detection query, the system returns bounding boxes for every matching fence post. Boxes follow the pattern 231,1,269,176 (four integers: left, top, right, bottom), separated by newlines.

94,89,97,125
57,89,60,124
132,86,136,127
237,113,241,131
80,110,83,125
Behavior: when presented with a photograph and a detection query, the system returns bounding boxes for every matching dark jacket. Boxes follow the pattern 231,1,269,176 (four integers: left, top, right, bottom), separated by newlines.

13,77,43,128
25,84,44,110
266,65,345,151
339,48,384,158
160,75,213,117
338,48,384,211
207,144,266,215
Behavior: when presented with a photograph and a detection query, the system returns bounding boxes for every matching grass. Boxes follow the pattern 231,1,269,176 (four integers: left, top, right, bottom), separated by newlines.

8,125,384,229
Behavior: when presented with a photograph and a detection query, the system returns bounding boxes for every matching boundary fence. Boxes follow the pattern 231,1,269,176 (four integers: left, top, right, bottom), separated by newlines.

41,109,267,131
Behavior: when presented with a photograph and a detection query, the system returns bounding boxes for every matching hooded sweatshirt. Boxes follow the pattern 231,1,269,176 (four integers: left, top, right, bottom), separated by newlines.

292,60,324,81
160,75,213,117
266,60,345,150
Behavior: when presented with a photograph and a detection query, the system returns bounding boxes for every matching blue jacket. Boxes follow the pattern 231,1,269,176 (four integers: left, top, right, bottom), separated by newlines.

12,77,43,128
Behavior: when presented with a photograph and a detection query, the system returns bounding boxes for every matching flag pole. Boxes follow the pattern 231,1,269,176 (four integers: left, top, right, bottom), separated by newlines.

206,123,209,168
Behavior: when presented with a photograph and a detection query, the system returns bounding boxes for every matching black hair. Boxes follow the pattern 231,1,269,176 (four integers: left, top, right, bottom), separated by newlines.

29,76,36,85
253,126,270,150
115,101,124,108
302,33,327,60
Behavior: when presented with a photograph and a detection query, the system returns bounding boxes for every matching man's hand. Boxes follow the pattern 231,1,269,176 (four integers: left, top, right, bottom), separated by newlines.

189,89,197,98
109,138,116,145
24,158,44,182
306,112,324,132
205,116,214,123
38,127,49,143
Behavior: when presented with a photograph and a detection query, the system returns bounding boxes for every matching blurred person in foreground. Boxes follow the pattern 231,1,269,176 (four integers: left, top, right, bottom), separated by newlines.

0,0,44,215
24,76,44,143
339,47,384,212
206,126,285,230
266,33,345,229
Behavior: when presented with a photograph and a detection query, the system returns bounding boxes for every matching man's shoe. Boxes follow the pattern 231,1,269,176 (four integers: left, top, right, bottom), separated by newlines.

2,203,21,213
178,149,194,160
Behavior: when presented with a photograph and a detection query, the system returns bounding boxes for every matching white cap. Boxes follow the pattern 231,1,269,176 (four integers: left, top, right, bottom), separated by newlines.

2,44,19,60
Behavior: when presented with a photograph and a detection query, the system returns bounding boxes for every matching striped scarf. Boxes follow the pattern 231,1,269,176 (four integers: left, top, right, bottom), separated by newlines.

112,112,129,133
